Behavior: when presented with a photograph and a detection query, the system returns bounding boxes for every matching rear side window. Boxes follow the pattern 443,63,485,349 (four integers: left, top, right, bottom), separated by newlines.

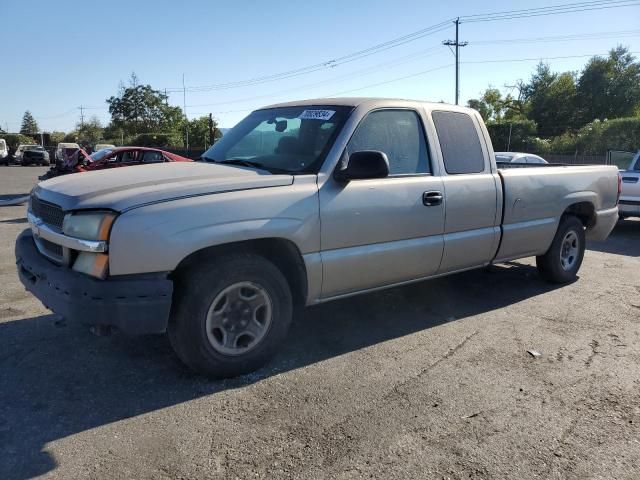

346,109,430,175
432,111,485,174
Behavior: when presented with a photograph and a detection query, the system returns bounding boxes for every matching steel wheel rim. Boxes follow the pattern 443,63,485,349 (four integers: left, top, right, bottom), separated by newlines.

560,231,579,271
205,281,273,356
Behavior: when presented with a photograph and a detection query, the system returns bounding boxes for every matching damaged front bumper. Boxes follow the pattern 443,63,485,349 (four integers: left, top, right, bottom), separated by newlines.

15,229,173,335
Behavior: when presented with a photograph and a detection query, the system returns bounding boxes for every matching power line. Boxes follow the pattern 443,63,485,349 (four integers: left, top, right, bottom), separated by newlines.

185,46,446,108
471,29,640,46
165,22,454,93
164,0,638,95
460,0,640,23
327,50,638,98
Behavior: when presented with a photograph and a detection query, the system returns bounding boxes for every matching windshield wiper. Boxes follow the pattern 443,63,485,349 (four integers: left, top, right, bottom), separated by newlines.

215,159,291,174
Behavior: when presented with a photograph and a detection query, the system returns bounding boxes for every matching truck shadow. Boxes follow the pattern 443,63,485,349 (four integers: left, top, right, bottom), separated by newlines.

0,262,560,479
587,218,640,257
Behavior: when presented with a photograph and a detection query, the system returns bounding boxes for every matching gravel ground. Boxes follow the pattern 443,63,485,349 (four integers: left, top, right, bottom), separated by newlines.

1,166,639,480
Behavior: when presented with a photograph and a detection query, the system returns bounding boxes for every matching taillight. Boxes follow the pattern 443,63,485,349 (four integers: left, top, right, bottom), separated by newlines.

617,174,622,204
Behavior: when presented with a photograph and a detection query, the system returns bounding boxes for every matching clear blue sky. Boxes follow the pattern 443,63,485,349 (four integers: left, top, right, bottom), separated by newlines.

1,0,639,132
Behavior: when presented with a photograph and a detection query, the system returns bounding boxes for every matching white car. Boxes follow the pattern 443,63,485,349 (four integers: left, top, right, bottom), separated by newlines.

14,144,40,165
0,139,8,165
495,152,548,164
55,142,81,162
618,151,640,219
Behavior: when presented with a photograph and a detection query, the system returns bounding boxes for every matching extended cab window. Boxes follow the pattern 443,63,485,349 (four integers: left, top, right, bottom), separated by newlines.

432,111,485,174
346,110,429,175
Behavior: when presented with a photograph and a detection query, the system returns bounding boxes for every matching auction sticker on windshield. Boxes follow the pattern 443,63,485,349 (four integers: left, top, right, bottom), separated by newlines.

299,109,335,121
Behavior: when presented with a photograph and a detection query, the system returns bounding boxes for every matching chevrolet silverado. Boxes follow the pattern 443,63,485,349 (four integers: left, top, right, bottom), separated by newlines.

16,98,620,377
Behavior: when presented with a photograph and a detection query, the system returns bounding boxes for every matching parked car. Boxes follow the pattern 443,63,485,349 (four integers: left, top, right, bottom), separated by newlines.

82,147,192,171
618,150,640,219
13,143,42,165
17,98,620,377
39,146,192,180
495,152,548,164
20,145,50,166
0,139,9,165
94,143,116,151
55,142,80,164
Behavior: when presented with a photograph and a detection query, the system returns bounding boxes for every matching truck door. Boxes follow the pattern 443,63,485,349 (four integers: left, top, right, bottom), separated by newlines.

319,109,445,299
431,110,501,273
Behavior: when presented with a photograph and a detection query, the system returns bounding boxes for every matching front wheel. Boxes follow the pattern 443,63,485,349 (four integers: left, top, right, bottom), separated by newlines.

168,253,293,377
536,215,585,283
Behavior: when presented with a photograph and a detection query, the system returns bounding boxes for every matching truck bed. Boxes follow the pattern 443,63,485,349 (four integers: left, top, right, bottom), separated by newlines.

494,164,620,262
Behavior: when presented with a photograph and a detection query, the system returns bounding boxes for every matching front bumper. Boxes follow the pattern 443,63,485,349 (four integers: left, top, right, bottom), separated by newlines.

586,206,619,241
15,229,173,335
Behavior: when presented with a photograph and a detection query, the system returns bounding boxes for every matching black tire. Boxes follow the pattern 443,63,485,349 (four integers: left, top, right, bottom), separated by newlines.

168,253,293,377
536,215,585,283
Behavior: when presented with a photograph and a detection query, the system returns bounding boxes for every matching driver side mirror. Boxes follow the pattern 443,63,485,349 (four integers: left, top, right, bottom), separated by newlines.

334,150,389,182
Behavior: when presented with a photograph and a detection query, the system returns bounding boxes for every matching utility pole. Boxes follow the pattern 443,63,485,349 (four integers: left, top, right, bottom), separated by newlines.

182,74,189,152
79,106,85,128
443,18,468,105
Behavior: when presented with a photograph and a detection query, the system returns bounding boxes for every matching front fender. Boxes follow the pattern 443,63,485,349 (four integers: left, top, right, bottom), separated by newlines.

108,180,320,276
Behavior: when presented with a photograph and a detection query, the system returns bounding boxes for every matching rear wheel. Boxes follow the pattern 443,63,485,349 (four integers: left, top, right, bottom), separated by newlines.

168,253,293,377
536,215,585,283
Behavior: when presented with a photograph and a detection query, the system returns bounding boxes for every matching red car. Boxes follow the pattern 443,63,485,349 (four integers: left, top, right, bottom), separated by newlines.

81,147,192,171
40,147,192,180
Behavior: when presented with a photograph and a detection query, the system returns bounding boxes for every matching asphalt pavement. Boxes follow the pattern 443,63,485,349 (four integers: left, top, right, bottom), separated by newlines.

1,166,639,479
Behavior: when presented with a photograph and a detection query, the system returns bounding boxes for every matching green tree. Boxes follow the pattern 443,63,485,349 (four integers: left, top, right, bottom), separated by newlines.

522,64,578,137
20,111,39,135
77,116,103,145
47,131,66,144
576,46,640,125
106,72,185,139
187,115,224,147
467,88,525,122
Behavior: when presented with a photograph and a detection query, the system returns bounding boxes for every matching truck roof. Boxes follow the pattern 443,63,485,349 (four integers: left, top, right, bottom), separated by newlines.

261,97,475,113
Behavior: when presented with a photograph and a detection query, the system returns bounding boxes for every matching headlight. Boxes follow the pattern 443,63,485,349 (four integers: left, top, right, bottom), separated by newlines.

63,211,116,241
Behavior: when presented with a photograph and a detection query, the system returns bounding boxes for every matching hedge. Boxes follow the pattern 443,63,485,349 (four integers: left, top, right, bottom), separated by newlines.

488,117,640,155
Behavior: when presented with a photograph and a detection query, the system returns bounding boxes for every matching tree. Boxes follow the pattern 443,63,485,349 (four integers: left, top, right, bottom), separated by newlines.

76,116,103,145
187,115,224,147
576,46,640,125
522,63,578,137
467,87,525,123
20,111,39,135
106,72,185,139
47,131,66,144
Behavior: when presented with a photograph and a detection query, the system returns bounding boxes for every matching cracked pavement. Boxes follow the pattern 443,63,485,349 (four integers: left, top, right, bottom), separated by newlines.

1,166,639,479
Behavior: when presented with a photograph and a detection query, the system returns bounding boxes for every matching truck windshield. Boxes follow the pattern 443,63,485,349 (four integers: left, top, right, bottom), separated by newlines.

202,105,352,174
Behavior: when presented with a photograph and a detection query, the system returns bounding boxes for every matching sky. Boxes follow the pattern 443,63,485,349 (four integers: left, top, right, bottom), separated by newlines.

1,0,639,133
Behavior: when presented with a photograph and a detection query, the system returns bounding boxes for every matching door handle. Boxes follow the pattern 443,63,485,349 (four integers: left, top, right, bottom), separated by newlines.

423,191,443,206
622,177,638,183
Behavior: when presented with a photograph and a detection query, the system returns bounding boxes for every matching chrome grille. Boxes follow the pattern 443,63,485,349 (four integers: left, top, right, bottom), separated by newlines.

30,196,65,229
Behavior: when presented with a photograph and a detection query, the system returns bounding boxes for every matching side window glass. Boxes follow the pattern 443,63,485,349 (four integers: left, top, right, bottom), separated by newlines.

120,151,138,163
346,110,430,175
142,151,164,163
432,111,485,174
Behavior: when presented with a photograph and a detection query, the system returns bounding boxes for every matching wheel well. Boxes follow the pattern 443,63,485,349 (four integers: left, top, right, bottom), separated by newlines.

171,238,308,307
563,202,596,228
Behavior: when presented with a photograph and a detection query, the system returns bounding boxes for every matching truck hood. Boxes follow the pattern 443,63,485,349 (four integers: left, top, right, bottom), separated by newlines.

34,162,294,212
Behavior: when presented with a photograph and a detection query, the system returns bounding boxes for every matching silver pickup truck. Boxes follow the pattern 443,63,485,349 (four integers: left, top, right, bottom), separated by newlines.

619,151,640,219
16,98,620,377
